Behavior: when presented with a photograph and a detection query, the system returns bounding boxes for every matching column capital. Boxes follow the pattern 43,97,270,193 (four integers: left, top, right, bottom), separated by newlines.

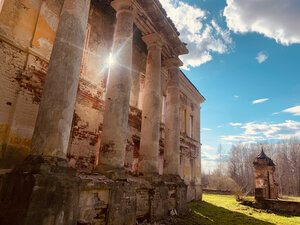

111,0,133,14
142,33,163,49
164,57,183,69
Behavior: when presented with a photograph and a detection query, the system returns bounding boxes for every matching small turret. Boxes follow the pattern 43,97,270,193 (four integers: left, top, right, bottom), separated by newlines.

253,147,278,200
253,148,275,166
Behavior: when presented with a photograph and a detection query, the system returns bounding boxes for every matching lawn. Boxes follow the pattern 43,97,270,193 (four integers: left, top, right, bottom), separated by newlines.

176,194,300,225
279,196,300,202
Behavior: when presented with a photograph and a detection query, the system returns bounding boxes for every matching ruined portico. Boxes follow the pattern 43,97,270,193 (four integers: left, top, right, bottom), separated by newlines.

0,0,205,224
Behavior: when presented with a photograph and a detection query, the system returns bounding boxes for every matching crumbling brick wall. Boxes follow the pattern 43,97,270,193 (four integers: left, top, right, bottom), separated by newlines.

0,2,202,201
0,0,62,168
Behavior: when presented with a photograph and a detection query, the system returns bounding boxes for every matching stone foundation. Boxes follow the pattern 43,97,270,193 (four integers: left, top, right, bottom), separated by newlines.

0,1,204,224
255,199,300,215
0,156,188,225
0,156,81,225
241,198,300,215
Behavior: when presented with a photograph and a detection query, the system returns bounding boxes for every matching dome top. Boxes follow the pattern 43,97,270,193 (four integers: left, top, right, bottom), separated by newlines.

253,148,275,166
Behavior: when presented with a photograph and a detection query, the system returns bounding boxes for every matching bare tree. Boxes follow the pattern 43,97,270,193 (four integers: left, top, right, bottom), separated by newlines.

226,138,300,196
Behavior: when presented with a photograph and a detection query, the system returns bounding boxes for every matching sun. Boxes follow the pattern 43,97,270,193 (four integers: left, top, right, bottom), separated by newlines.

106,53,115,66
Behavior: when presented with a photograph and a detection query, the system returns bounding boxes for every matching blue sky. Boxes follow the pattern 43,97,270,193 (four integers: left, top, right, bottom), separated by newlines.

160,0,300,172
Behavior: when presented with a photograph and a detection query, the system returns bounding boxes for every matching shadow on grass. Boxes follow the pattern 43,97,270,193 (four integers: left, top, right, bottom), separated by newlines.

176,201,275,225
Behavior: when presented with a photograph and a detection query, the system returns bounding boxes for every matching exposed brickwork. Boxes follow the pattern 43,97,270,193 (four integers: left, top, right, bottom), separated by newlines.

0,2,204,220
0,41,27,146
0,0,205,224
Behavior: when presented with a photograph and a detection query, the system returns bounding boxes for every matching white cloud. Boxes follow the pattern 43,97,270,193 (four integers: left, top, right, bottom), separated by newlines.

223,120,300,143
222,134,265,142
256,51,268,63
234,95,239,98
229,122,242,126
160,0,233,69
252,98,269,104
239,140,257,145
202,153,229,173
202,128,212,131
202,151,219,160
217,125,223,128
272,112,280,116
201,160,218,173
282,106,300,116
224,0,300,45
202,145,214,150
242,120,300,140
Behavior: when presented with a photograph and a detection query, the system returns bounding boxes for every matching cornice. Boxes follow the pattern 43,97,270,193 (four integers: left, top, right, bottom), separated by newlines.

179,71,205,104
132,0,188,58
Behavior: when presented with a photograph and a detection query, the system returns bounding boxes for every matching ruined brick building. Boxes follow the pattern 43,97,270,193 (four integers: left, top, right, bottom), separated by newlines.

252,149,300,214
253,149,278,200
0,0,205,224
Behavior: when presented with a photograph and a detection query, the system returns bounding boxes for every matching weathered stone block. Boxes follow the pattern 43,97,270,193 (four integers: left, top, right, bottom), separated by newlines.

187,184,196,202
168,188,177,211
107,181,137,225
136,189,150,219
149,184,169,222
0,156,81,225
255,187,266,201
176,184,188,215
195,185,202,201
254,199,300,215
78,189,109,225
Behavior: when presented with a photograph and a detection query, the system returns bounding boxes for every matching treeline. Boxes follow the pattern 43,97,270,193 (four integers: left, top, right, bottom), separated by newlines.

202,138,300,197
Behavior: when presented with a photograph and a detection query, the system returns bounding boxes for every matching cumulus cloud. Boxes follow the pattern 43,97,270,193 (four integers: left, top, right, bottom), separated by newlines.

160,0,232,69
239,140,257,145
256,51,268,63
282,106,300,116
243,120,300,140
252,98,269,104
224,142,234,145
201,160,219,173
202,151,219,161
222,120,300,143
202,145,214,150
224,0,300,45
222,134,265,142
229,122,242,126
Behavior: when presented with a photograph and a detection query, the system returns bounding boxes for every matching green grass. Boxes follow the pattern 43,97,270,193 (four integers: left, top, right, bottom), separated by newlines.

279,196,300,202
176,194,300,225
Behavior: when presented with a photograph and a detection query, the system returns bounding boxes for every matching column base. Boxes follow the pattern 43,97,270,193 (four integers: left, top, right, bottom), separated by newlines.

195,184,203,201
14,155,71,173
161,174,188,215
0,155,80,225
162,174,185,184
95,163,127,180
138,172,161,183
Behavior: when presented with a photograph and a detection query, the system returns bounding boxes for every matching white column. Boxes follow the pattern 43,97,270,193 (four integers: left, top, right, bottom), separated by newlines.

97,0,134,170
30,0,91,159
164,58,182,175
138,33,162,175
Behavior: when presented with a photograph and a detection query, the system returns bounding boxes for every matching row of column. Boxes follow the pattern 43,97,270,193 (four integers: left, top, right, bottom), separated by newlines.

30,0,183,177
